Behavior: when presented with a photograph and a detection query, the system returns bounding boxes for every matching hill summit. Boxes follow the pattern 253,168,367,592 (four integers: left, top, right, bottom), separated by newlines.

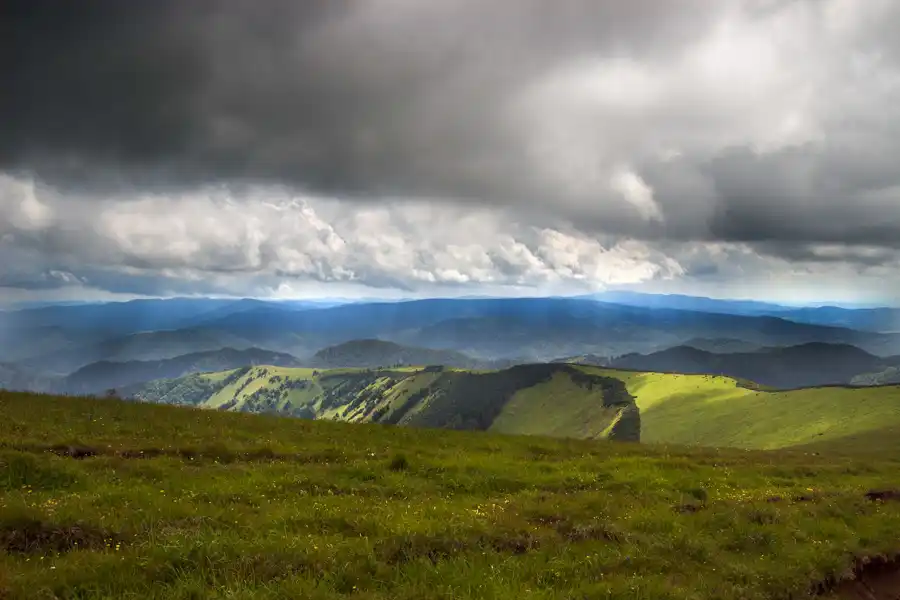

310,339,480,368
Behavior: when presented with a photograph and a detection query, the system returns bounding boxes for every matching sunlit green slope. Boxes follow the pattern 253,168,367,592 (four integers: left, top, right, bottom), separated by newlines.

580,367,900,452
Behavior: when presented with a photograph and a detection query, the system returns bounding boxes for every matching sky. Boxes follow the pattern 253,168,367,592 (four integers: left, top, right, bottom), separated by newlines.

2,0,900,307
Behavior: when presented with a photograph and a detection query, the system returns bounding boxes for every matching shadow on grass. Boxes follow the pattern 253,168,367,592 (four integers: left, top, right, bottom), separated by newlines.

0,518,122,555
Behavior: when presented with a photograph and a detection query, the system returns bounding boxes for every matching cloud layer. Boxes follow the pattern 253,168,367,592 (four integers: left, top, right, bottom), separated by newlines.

3,0,900,303
0,175,687,296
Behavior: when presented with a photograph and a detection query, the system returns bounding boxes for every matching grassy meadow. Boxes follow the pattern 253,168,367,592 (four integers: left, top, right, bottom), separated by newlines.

2,390,900,599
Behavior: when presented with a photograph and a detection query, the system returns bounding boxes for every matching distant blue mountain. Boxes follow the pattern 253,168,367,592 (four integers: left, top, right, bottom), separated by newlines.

767,306,900,333
9,296,900,377
199,297,900,358
581,291,792,315
581,291,900,333
62,347,304,395
15,328,259,375
0,297,340,338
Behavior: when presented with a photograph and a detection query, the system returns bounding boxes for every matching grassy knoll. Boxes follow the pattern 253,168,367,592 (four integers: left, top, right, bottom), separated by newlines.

585,368,900,453
2,390,900,599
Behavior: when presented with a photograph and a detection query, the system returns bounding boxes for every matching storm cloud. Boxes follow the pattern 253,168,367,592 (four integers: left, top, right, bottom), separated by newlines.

2,0,900,302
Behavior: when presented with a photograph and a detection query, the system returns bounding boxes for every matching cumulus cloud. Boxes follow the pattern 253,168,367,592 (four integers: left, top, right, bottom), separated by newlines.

0,175,687,298
2,0,900,302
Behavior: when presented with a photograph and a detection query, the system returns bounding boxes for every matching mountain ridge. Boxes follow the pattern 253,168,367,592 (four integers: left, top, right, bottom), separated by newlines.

309,339,483,369
611,341,900,389
8,297,900,377
63,347,303,395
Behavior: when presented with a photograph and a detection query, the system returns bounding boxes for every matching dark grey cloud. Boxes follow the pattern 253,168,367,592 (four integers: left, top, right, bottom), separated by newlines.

686,143,900,248
3,0,900,302
1,0,719,195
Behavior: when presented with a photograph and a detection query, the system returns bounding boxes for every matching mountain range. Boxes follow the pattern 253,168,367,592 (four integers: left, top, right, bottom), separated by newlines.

4,293,900,398
586,291,900,332
8,336,898,396
168,296,900,361
63,347,305,395
3,340,502,397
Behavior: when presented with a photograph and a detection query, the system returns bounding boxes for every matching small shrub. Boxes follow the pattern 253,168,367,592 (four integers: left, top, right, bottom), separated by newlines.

686,487,709,504
388,453,409,472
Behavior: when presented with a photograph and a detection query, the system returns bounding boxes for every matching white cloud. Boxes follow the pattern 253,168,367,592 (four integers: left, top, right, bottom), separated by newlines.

3,172,900,305
609,168,663,222
0,177,689,297
0,175,55,232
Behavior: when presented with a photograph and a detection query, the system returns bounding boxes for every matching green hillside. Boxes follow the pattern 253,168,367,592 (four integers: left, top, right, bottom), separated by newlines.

128,363,900,454
309,339,481,369
581,367,900,453
2,390,900,599
128,363,639,441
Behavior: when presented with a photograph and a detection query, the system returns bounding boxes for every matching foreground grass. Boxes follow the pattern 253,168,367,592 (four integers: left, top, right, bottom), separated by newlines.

2,391,900,599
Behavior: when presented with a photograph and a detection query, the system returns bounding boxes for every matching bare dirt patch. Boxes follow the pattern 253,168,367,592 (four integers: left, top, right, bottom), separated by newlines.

49,444,98,459
0,518,121,554
811,556,900,600
865,489,900,503
29,443,340,465
674,502,705,514
832,556,900,600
